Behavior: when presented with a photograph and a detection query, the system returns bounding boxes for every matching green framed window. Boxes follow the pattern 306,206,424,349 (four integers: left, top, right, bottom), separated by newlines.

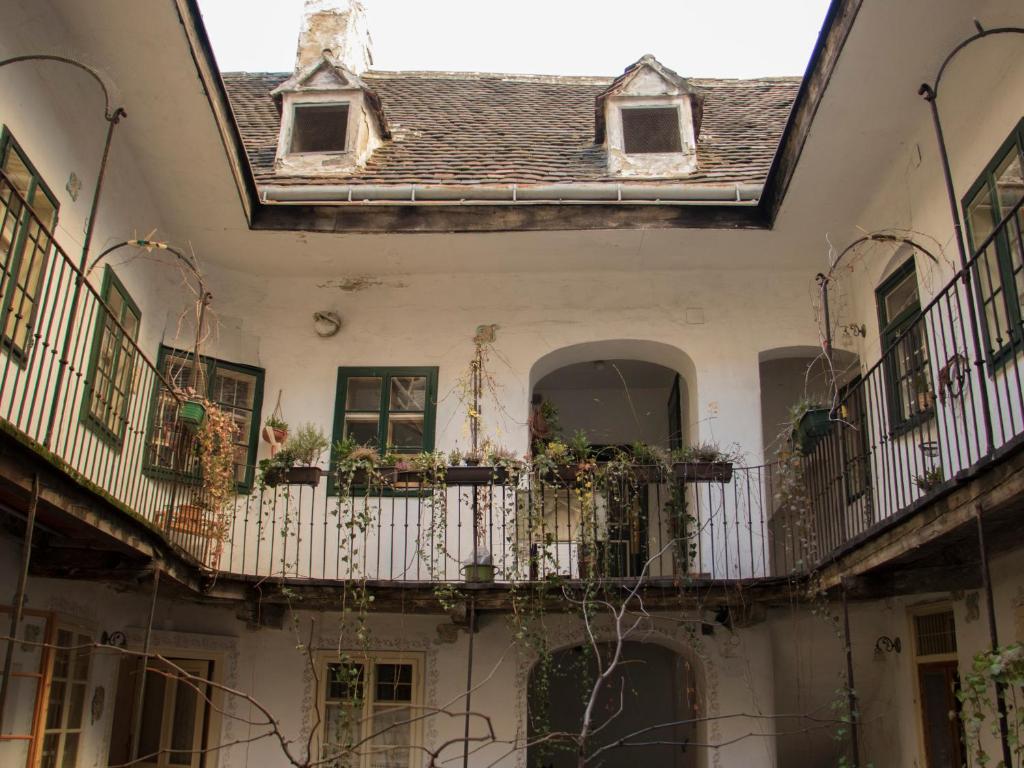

80,268,140,446
962,118,1024,361
330,367,438,485
876,259,933,430
144,346,265,490
0,128,58,358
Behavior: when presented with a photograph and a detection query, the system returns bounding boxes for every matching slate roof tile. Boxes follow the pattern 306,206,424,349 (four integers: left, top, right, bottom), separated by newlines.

221,70,800,187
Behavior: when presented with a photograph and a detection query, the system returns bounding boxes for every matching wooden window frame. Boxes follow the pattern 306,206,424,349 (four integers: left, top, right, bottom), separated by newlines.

329,366,438,495
961,117,1024,367
142,345,265,492
79,267,141,448
0,607,53,768
37,623,93,768
315,651,424,768
876,258,933,433
0,127,59,363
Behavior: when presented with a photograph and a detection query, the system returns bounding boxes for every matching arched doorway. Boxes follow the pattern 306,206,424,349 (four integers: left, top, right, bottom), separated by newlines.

526,342,698,581
529,340,698,452
527,641,700,768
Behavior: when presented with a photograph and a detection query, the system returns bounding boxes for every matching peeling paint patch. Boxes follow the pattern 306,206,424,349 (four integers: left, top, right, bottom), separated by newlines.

317,275,408,291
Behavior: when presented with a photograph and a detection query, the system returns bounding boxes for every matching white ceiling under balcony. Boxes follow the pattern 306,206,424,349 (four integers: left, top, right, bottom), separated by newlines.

25,0,1024,277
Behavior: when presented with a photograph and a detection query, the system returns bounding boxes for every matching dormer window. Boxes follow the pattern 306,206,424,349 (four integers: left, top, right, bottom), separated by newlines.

290,103,350,154
270,53,389,176
595,55,704,177
621,107,682,154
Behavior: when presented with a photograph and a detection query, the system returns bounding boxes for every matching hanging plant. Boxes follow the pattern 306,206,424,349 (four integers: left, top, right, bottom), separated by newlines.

195,402,237,567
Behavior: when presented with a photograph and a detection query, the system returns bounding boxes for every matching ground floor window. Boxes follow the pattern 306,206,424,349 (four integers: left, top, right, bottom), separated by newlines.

108,656,213,768
318,652,423,768
0,611,91,768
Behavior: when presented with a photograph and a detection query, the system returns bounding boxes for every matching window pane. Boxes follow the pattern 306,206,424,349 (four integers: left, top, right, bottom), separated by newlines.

375,664,413,703
389,377,426,411
327,662,365,702
324,702,360,765
66,683,86,729
368,705,411,768
45,681,66,729
347,377,382,411
39,733,59,768
137,670,167,760
1,147,32,198
882,271,919,323
169,675,199,765
290,104,349,153
622,107,682,154
345,415,380,446
387,414,424,451
59,733,78,768
994,145,1024,215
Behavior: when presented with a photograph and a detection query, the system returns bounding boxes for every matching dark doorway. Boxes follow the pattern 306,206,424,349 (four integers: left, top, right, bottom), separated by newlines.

527,642,698,768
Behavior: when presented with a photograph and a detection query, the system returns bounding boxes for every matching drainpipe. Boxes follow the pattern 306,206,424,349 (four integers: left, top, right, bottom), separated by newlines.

130,566,162,763
974,507,1013,768
841,578,861,767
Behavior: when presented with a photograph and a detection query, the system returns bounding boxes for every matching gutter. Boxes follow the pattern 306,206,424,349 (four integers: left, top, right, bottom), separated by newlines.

260,182,762,206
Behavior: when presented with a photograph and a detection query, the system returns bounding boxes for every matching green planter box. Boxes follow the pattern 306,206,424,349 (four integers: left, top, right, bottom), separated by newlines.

796,408,833,453
178,400,206,429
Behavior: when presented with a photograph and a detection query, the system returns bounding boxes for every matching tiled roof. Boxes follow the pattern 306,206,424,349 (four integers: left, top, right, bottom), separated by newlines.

221,70,800,187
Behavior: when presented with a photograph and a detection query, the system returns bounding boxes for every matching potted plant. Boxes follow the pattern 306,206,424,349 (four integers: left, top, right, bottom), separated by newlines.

671,442,736,483
914,465,944,493
257,446,295,489
791,399,832,454
335,438,395,490
283,423,329,486
261,415,289,452
176,387,207,429
463,546,495,583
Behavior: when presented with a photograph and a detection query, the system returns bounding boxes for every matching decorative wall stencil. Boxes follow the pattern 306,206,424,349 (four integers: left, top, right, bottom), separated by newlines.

66,171,81,201
91,686,105,724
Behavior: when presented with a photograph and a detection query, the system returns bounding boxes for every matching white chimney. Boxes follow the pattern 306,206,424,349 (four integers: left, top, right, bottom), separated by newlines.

295,0,373,74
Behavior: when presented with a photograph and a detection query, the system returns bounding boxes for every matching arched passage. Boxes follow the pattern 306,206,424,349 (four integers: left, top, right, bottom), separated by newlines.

527,641,700,768
529,340,699,452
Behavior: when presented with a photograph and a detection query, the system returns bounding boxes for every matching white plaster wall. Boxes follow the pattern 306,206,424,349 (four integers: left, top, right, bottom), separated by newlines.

0,529,784,768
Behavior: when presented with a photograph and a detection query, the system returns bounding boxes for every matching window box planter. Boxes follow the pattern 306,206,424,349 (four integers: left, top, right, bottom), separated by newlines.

178,399,206,429
463,563,495,583
341,467,400,489
538,463,594,484
795,408,833,453
445,465,511,485
285,466,322,487
672,461,734,483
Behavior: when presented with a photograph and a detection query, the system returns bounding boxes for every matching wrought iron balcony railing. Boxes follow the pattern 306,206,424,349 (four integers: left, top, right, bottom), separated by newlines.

801,194,1024,559
2,158,1020,586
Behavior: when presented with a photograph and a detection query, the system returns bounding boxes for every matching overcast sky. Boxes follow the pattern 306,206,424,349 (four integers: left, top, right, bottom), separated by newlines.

197,0,832,78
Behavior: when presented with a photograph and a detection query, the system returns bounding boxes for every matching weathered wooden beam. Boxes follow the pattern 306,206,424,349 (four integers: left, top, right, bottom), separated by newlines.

817,443,1024,590
843,562,982,600
251,200,766,235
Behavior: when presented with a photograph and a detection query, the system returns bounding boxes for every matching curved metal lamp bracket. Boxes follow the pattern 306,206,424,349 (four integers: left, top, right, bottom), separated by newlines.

0,54,126,122
919,23,1024,102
